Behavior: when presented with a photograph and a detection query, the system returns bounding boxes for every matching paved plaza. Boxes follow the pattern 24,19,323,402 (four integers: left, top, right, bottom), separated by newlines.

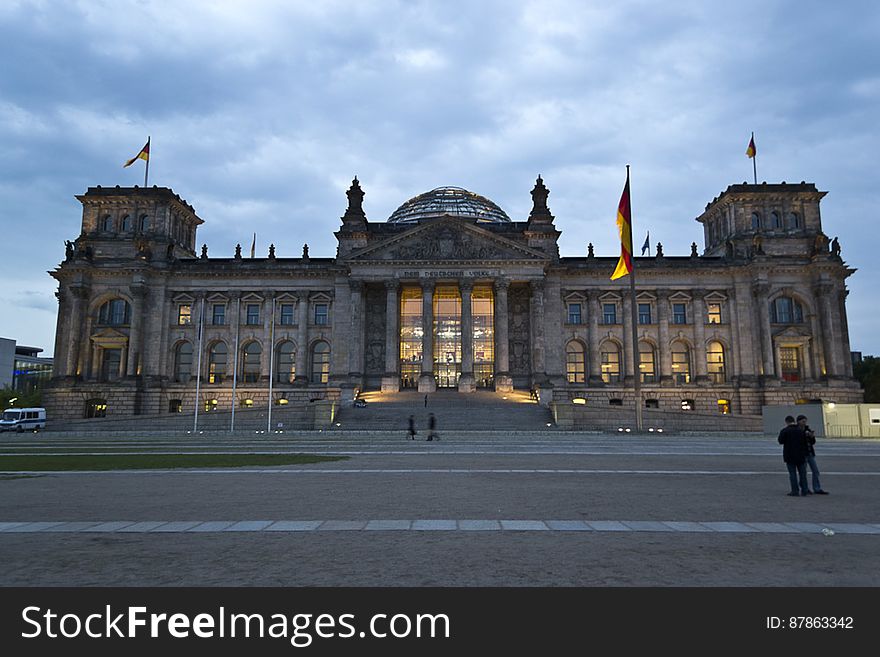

1,431,879,586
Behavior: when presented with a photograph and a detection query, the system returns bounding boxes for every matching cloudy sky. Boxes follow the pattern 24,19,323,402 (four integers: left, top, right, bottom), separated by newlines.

1,0,878,357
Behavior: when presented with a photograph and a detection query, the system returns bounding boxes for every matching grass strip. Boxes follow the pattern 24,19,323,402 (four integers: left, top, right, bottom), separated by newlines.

0,454,348,472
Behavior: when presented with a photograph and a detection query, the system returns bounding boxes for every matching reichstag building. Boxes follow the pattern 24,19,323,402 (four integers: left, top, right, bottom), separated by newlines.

46,176,862,420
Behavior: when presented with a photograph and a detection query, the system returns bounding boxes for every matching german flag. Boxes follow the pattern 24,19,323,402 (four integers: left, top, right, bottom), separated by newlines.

123,138,150,167
610,169,633,280
746,133,756,159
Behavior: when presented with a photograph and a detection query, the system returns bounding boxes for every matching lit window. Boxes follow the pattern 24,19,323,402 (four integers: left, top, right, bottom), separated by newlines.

707,302,722,324
707,341,726,383
639,343,655,383
681,399,694,411
204,399,218,412
208,343,227,384
718,399,731,414
780,346,802,382
601,345,620,383
242,342,262,383
565,341,585,383
671,343,691,384
311,341,331,383
177,304,192,325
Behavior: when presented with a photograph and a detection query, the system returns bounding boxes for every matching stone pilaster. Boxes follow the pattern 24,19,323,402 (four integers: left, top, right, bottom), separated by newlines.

458,281,475,392
622,294,634,386
529,281,546,383
815,282,841,378
753,282,776,381
587,290,603,385
657,290,673,386
692,290,709,385
418,281,436,392
348,280,365,378
126,283,148,376
294,291,310,385
381,281,400,392
493,279,513,392
66,285,89,379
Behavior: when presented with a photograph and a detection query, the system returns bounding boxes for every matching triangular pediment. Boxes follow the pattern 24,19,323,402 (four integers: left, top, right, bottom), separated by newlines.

346,217,549,263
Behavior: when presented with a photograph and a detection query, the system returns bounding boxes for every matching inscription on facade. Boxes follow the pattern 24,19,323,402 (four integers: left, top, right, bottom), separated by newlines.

398,270,500,279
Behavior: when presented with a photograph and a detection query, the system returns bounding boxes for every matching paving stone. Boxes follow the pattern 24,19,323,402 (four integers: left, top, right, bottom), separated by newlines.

826,523,880,535
783,522,827,534
544,520,592,531
411,520,457,531
188,521,237,532
317,520,367,531
150,521,203,533
622,521,675,532
661,521,714,533
225,521,273,532
458,520,501,531
743,522,801,533
7,522,66,533
50,522,102,532
82,521,137,532
500,520,548,531
586,521,629,531
265,521,323,532
117,521,168,533
700,522,752,533
0,522,28,532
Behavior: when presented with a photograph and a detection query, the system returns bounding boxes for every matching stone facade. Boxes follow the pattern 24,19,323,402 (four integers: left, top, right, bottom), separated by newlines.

45,179,863,422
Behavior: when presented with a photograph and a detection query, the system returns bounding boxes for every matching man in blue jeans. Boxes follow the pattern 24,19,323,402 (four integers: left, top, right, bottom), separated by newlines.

778,415,809,496
797,414,829,495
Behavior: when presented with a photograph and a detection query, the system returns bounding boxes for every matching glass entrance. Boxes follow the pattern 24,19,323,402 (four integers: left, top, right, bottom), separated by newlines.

472,287,494,387
433,286,461,388
399,287,423,388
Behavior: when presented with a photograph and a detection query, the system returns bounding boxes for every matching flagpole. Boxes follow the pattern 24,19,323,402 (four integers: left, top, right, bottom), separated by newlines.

144,136,150,187
751,132,757,184
626,165,643,432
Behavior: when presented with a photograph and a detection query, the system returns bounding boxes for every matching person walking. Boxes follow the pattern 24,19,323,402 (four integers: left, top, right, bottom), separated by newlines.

407,414,416,440
427,412,439,441
778,415,809,496
798,414,829,494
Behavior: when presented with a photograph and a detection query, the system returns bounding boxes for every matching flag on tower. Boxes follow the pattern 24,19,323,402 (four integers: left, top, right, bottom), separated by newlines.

641,231,650,256
611,169,633,280
746,133,756,159
250,233,256,258
123,138,150,168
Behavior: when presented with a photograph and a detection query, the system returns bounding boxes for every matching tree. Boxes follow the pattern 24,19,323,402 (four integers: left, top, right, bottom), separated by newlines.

0,386,42,409
853,356,880,403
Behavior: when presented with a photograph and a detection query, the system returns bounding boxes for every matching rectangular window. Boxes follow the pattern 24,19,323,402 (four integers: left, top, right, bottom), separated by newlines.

314,303,329,325
212,304,225,326
707,302,722,324
638,303,652,325
567,303,582,325
280,303,295,325
645,399,659,409
177,304,192,325
681,399,694,411
168,399,182,413
609,398,623,406
672,303,687,325
246,304,260,325
602,303,617,325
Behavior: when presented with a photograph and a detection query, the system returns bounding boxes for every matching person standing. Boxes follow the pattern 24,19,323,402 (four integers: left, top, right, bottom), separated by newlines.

407,414,416,440
427,412,438,441
798,414,829,494
778,415,809,496
424,394,428,408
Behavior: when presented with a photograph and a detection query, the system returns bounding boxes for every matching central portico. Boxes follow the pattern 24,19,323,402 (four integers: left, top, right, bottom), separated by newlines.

340,183,553,394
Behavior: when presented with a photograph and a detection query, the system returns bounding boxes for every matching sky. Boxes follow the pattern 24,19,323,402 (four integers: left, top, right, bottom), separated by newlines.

1,0,878,358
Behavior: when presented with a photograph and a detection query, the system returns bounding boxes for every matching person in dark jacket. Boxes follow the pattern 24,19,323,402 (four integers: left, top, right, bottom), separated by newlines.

407,415,416,440
427,412,438,441
778,415,809,496
797,415,829,494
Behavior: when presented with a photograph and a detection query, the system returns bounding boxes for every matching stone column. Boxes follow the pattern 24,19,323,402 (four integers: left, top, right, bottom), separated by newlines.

753,282,776,380
294,291,309,384
815,282,840,378
494,279,513,392
458,281,475,392
692,290,709,385
657,290,673,386
126,283,148,377
66,286,89,378
839,289,854,378
348,280,365,378
261,291,275,383
587,291,602,384
381,281,400,392
418,282,436,392
529,281,546,384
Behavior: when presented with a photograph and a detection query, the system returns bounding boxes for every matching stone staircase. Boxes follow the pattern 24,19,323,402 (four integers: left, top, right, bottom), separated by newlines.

333,390,555,433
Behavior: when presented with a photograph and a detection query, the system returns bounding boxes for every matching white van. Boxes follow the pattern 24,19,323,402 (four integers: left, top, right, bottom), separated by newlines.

0,407,46,433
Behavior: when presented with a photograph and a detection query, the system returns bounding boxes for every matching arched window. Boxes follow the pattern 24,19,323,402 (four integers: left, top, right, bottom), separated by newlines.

565,341,585,383
770,297,804,324
121,214,133,232
242,342,261,383
786,212,799,230
707,341,726,383
174,342,193,383
139,214,149,232
97,299,131,326
671,342,691,384
639,342,656,383
600,343,620,383
101,215,114,232
276,341,296,384
208,342,227,384
311,341,331,384
771,211,782,229
750,212,761,231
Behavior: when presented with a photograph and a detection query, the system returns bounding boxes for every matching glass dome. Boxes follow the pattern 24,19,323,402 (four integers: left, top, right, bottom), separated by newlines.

387,186,511,224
